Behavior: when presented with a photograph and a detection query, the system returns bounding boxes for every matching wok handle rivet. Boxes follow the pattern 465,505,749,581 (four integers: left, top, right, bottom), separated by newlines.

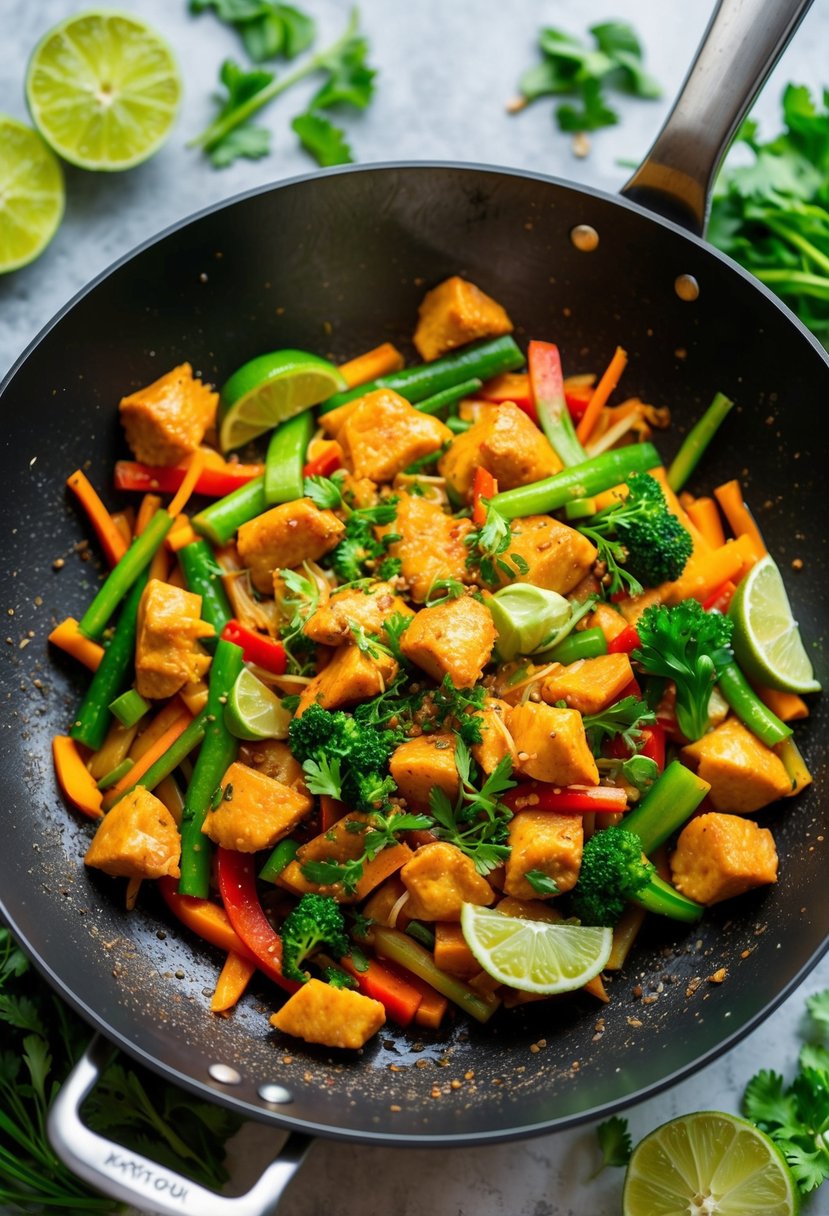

570,224,599,252
258,1082,294,1104
208,1062,242,1085
675,274,700,302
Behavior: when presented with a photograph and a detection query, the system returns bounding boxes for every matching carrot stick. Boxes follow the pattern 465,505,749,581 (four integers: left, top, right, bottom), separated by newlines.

148,545,169,583
167,450,207,518
103,711,192,809
336,952,422,1026
685,496,726,548
66,469,128,567
667,534,755,604
575,346,628,443
320,794,346,832
713,479,767,559
52,735,103,819
210,951,257,1013
166,518,200,552
135,493,163,536
338,342,405,389
753,683,810,722
48,617,104,671
606,903,646,970
130,698,189,760
158,876,260,961
109,508,134,549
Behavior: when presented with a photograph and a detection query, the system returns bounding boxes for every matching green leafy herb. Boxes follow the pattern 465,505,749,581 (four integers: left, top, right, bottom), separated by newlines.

303,472,344,510
302,754,343,799
202,59,274,167
301,811,432,894
428,674,487,745
466,503,528,588
582,695,656,757
428,740,515,875
592,1114,633,1176
425,577,467,605
190,0,315,63
524,870,560,896
329,495,399,583
276,564,320,674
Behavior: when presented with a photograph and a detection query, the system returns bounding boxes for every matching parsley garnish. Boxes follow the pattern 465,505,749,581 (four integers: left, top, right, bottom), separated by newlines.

301,811,432,894
592,1115,633,1176
582,695,656,757
524,870,560,897
190,0,315,63
428,740,515,875
276,565,319,674
465,503,529,588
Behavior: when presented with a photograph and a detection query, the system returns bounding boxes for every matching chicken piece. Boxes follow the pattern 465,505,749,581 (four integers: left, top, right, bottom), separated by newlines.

438,401,562,499
488,515,597,593
237,498,345,594
135,579,214,700
84,787,181,880
390,735,459,811
670,812,778,905
119,363,218,467
296,645,398,716
680,716,792,813
400,594,496,687
338,388,452,482
471,697,517,775
376,492,474,603
201,761,311,853
401,842,495,921
413,276,513,362
540,653,635,716
277,813,413,904
507,702,599,786
270,978,386,1049
303,580,413,648
503,810,583,900
587,601,631,646
238,739,308,797
433,921,480,977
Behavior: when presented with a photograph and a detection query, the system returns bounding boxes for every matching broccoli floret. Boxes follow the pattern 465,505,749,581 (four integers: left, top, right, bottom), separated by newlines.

634,599,734,741
578,472,693,595
288,704,399,810
279,893,350,983
570,826,655,926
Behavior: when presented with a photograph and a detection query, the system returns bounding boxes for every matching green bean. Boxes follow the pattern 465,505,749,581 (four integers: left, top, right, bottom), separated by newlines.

178,538,233,641
191,476,266,546
542,626,608,665
96,758,135,791
415,377,483,415
447,416,473,434
78,511,172,640
717,660,792,746
264,410,315,504
178,639,245,897
667,392,734,492
490,443,660,519
259,838,300,883
108,688,151,729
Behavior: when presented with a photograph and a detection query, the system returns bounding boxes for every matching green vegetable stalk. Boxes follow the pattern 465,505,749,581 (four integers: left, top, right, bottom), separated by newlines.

265,410,315,504
191,476,267,546
78,509,173,639
178,537,234,639
490,443,660,519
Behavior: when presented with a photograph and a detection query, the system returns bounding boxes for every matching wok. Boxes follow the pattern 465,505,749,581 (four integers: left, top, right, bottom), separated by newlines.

1,0,827,1211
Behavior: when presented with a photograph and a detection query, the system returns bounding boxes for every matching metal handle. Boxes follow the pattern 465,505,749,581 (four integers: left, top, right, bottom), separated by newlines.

620,0,814,234
48,1036,311,1216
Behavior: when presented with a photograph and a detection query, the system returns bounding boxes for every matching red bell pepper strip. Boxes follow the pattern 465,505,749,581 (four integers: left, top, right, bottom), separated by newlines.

471,466,498,525
502,783,628,814
220,619,287,674
703,579,737,614
608,623,641,654
528,340,588,467
158,875,260,964
640,724,666,772
302,446,343,479
215,848,300,995
617,676,643,701
336,952,422,1027
114,459,264,500
565,388,592,424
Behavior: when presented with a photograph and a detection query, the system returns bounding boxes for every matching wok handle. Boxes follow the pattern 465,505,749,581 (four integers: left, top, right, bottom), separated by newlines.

619,0,814,234
47,1036,311,1216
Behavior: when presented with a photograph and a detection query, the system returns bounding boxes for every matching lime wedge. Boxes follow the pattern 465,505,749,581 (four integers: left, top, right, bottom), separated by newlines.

623,1110,799,1216
459,903,611,994
25,10,182,171
218,350,346,454
224,668,291,741
728,554,821,694
0,116,64,273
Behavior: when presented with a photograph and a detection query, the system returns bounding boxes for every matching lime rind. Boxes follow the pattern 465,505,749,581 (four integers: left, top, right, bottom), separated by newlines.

225,668,291,741
0,115,65,273
729,554,821,694
218,350,346,453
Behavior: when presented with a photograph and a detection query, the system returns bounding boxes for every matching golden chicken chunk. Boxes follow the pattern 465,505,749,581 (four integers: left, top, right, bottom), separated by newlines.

681,716,792,813
238,739,308,796
296,645,398,716
119,363,218,467
401,842,495,921
237,498,345,594
413,276,513,362
503,810,584,899
400,594,496,687
390,735,459,811
438,401,561,499
471,697,517,775
670,812,778,905
270,979,386,1049
490,515,597,593
84,787,181,880
303,580,413,647
338,388,452,482
507,702,599,786
201,761,311,853
376,492,474,603
135,579,214,700
541,653,635,716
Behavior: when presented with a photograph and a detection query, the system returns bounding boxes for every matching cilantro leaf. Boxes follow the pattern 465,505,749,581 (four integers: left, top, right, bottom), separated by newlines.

190,0,315,63
525,870,560,897
302,755,343,799
303,472,344,510
807,988,829,1031
204,59,275,167
593,1115,633,1174
209,123,271,167
428,742,515,875
292,113,353,166
310,35,376,110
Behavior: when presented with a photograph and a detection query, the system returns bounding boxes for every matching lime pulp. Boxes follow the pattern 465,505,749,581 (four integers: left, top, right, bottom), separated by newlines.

0,116,64,273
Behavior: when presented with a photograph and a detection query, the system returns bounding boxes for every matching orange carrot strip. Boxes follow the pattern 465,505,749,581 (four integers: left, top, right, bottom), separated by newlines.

338,342,405,389
649,467,712,553
575,346,628,443
130,698,189,761
753,683,810,722
52,735,103,819
713,479,767,558
606,904,647,969
158,877,259,960
167,450,207,518
148,545,169,583
685,496,726,548
210,951,257,1013
103,711,191,809
166,518,199,552
135,493,162,536
109,508,134,549
667,534,755,604
48,617,104,671
66,469,128,568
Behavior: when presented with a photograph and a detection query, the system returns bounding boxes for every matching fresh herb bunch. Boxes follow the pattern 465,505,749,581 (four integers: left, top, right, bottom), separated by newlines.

276,565,320,674
299,810,432,894
465,503,529,588
428,738,516,875
190,0,315,64
306,474,402,583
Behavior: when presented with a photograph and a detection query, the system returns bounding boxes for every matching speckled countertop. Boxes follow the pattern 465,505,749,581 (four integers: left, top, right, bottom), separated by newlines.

2,1,829,1213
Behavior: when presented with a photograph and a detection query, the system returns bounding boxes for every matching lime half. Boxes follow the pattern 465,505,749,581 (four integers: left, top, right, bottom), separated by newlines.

729,554,820,694
623,1110,799,1216
460,903,612,994
26,10,181,171
0,116,64,273
219,350,346,453
224,667,291,741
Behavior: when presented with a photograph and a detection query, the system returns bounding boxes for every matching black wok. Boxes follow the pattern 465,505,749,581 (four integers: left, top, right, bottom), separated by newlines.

1,0,827,1211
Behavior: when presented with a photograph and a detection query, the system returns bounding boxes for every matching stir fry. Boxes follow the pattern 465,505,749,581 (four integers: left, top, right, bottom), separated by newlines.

50,276,819,1051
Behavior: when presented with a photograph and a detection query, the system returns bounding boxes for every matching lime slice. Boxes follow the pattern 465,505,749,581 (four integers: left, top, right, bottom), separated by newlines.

0,116,64,273
622,1110,799,1216
459,903,612,994
224,668,292,741
25,10,181,171
218,350,346,454
728,554,821,694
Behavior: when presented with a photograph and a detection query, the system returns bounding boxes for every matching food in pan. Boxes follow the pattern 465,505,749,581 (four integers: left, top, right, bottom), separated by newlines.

49,276,820,1051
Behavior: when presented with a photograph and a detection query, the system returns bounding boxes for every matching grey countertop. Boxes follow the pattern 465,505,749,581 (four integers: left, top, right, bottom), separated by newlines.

2,1,829,1213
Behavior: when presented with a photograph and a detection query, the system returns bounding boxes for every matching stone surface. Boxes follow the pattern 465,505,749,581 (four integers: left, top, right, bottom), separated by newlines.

1,1,828,1213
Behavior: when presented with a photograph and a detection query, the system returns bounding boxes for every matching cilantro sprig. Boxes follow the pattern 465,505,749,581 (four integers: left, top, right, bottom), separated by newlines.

428,739,516,875
465,503,529,588
190,0,315,64
300,811,432,894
